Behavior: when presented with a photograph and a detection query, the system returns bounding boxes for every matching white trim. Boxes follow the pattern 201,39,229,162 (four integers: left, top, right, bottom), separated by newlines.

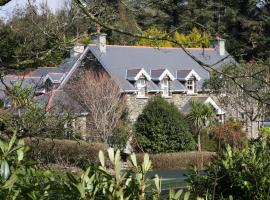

59,46,90,89
134,68,151,81
185,69,201,81
44,73,65,84
158,69,175,81
205,97,225,115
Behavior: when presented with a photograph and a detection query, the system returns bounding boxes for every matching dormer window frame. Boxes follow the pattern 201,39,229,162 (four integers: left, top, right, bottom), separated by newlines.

160,76,171,97
136,76,147,98
186,77,196,94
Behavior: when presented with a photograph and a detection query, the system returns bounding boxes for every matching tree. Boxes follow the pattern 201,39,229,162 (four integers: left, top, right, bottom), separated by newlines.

135,97,196,153
204,62,269,138
132,0,270,60
187,100,215,152
0,77,73,138
136,27,211,48
70,69,126,144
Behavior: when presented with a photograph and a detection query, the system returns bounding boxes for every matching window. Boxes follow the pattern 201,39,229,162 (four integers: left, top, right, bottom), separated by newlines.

187,79,195,93
161,78,170,97
136,78,146,97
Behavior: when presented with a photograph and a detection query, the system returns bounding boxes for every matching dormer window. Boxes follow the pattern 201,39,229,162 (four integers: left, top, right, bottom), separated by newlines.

151,68,175,97
187,78,195,93
177,69,201,94
126,68,151,98
161,78,169,97
136,77,147,97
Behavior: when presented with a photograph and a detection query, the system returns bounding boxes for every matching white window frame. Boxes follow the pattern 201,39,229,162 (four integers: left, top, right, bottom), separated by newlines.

161,78,170,97
187,79,195,94
136,78,147,97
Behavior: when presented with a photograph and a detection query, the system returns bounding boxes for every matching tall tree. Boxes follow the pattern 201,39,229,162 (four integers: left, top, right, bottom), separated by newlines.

187,100,215,152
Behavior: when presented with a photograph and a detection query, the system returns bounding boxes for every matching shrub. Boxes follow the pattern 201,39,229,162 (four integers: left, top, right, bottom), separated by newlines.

0,134,191,200
187,138,270,200
261,127,270,138
201,130,218,152
211,119,246,149
136,151,215,170
135,97,196,153
26,138,107,169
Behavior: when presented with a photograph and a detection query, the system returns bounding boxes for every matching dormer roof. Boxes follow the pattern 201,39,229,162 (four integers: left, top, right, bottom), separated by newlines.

151,68,175,81
45,73,66,84
126,68,151,81
177,69,201,81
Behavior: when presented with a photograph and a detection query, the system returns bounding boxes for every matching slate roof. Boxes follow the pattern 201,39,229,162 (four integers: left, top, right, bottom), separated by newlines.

148,80,161,92
172,80,186,92
126,68,142,80
87,45,236,92
177,69,192,80
151,69,166,80
181,96,209,113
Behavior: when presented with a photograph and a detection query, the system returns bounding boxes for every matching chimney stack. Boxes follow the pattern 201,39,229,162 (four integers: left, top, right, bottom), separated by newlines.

91,24,107,53
211,36,226,56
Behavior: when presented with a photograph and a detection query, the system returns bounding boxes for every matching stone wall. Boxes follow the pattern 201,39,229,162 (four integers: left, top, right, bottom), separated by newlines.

126,93,203,122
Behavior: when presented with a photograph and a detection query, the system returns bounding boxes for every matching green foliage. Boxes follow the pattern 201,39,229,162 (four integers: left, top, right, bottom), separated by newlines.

187,100,216,151
81,34,91,45
135,97,196,153
261,127,270,138
136,27,173,47
134,0,270,60
136,27,211,48
187,138,270,199
0,135,192,199
200,131,217,152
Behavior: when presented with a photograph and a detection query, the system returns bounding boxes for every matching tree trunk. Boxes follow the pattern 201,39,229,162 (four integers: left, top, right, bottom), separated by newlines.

198,131,201,152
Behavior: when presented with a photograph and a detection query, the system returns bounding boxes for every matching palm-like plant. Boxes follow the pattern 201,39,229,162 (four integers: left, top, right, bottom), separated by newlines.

187,100,216,151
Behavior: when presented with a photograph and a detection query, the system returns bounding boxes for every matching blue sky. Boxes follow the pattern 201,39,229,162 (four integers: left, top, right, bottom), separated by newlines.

0,0,65,19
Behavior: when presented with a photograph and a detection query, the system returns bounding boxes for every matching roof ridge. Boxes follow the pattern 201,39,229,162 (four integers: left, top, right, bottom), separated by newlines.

151,68,166,71
89,44,215,51
177,69,192,71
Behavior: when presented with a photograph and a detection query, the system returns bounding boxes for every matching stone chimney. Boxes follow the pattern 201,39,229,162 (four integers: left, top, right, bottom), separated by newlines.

70,44,84,58
211,36,226,56
91,24,107,53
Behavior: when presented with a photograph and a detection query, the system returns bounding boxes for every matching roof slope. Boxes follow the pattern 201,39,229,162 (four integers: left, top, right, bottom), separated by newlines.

88,45,235,92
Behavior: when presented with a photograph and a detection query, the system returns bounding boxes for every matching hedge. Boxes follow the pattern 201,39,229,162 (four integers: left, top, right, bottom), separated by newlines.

137,151,215,170
25,138,107,169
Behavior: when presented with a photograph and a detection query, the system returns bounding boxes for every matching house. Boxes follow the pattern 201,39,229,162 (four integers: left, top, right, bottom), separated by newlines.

0,33,259,138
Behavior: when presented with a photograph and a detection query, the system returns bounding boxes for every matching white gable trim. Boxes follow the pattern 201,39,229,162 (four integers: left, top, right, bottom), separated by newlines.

205,97,225,115
44,74,56,83
134,68,151,81
158,69,175,81
185,69,201,81
44,74,64,84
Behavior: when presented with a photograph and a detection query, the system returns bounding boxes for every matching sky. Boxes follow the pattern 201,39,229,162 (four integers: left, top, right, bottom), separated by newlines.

0,0,65,20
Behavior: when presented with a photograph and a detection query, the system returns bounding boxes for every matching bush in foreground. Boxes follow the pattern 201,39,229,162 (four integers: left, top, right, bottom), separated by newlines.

187,138,270,200
135,97,196,153
0,134,191,200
